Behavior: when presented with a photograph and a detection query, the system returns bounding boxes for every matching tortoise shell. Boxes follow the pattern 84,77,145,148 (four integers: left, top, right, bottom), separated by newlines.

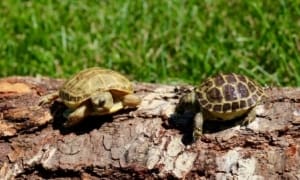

59,67,133,109
196,73,265,119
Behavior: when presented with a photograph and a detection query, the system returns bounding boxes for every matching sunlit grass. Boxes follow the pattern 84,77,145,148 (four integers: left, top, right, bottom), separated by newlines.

1,0,300,86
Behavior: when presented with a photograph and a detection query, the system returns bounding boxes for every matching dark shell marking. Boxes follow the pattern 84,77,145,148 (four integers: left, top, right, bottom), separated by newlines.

198,73,264,113
207,88,223,102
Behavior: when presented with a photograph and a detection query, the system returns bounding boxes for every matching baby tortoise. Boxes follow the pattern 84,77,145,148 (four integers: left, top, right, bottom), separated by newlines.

176,73,266,141
39,67,141,127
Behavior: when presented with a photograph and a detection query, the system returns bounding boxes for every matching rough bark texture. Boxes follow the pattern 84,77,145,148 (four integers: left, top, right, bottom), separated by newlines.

0,76,300,179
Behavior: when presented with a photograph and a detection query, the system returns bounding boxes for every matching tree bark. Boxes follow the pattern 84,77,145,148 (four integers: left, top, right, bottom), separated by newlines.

0,76,300,179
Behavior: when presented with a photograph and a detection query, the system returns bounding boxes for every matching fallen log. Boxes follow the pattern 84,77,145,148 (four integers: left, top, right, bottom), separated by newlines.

0,76,299,179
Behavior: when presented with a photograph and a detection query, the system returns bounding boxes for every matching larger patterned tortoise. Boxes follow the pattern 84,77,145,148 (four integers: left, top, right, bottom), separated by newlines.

40,67,141,127
176,73,266,141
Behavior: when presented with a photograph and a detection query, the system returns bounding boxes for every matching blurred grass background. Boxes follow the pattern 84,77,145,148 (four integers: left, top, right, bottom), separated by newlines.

0,0,300,86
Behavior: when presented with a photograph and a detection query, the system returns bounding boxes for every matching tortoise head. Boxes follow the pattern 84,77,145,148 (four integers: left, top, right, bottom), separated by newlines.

90,91,114,111
176,90,201,114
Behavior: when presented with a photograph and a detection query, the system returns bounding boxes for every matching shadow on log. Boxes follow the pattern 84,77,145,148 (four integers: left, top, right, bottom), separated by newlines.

0,76,300,179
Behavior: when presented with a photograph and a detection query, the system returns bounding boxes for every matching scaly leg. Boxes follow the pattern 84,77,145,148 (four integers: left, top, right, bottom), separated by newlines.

38,91,59,105
122,94,141,107
241,108,256,126
63,105,89,127
193,112,204,141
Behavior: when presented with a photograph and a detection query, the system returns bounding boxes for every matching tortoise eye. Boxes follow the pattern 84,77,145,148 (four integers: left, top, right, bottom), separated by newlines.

98,99,105,106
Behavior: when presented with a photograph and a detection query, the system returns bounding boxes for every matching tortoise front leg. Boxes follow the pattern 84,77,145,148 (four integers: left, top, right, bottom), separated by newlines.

38,91,59,105
193,112,204,141
63,105,90,127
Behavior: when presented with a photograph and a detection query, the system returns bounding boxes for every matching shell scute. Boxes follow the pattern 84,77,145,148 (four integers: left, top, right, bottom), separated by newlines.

223,84,237,101
237,82,249,98
237,74,247,82
207,87,222,103
225,73,237,83
247,98,255,106
213,104,222,112
222,103,231,111
247,81,257,92
214,75,226,86
240,100,247,109
231,102,239,111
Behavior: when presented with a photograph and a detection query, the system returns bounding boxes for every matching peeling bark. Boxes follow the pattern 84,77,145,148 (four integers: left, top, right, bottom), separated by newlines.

0,76,300,179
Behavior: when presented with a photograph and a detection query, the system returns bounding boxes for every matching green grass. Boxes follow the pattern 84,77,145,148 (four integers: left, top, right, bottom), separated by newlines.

1,0,300,86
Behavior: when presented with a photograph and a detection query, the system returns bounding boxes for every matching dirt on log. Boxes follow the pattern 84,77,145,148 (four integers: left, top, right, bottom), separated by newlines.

0,76,300,179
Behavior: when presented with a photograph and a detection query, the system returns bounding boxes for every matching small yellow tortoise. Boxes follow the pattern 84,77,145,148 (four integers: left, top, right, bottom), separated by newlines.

39,67,141,127
176,73,266,141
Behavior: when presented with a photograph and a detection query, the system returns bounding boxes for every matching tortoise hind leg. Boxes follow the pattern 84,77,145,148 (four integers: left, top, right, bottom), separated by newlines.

241,108,257,126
